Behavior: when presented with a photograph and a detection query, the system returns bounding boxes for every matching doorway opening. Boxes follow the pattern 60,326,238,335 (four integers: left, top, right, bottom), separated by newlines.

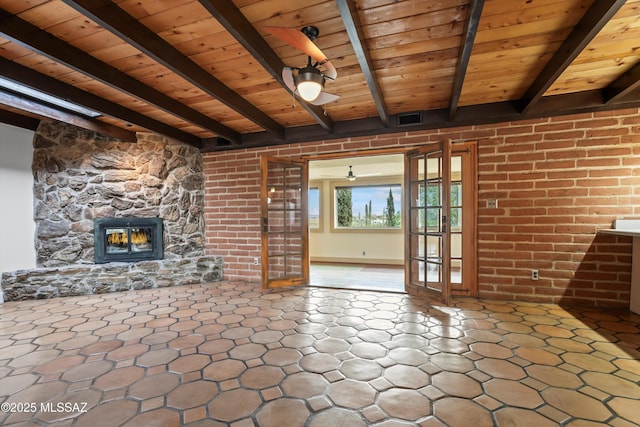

308,154,405,293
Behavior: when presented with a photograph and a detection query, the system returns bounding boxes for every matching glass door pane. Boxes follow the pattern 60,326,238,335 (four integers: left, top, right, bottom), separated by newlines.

261,157,308,288
405,141,451,304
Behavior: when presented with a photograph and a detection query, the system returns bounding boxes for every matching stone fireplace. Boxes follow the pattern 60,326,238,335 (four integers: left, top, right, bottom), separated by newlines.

1,121,222,300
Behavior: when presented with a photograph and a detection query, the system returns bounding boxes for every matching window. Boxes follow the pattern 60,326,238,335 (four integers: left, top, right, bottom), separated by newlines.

309,185,321,230
333,183,402,230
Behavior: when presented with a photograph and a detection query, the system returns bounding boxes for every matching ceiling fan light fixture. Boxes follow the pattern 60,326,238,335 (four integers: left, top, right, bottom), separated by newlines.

346,165,356,181
295,66,324,102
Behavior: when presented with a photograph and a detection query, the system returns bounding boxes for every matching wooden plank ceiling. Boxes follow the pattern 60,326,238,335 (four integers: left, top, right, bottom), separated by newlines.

0,0,639,151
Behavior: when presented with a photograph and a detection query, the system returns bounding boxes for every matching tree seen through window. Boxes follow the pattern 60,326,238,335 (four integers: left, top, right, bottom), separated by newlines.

335,184,401,228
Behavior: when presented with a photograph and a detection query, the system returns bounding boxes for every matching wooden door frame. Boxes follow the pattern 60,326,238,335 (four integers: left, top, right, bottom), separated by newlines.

451,141,478,297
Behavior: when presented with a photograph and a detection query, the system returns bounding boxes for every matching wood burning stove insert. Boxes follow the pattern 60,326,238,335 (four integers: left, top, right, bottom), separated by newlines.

94,217,163,263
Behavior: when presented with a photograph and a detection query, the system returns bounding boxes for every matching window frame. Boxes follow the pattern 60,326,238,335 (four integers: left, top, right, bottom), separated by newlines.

329,176,404,233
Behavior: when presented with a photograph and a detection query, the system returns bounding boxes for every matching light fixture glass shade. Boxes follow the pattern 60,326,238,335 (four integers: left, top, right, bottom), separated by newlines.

295,67,324,102
297,81,322,102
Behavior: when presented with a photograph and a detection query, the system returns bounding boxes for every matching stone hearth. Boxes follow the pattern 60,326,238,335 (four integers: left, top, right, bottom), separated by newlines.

1,121,223,301
1,257,222,300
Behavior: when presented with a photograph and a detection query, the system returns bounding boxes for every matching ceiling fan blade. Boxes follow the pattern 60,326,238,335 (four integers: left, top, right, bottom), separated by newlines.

321,59,337,80
310,92,340,106
265,26,329,65
282,67,295,92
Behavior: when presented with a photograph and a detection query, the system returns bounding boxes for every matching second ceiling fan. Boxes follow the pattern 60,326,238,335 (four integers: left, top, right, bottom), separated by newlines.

265,25,339,106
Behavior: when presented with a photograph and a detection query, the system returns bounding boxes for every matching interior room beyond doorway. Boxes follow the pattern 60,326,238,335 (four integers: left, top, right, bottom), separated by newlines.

308,154,405,292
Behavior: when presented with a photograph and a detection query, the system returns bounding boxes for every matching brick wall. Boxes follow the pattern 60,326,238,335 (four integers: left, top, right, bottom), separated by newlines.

478,110,640,307
203,108,640,308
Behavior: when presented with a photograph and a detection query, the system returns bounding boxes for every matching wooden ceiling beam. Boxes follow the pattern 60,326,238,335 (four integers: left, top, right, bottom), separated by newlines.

0,7,240,143
604,61,640,104
0,108,40,131
448,0,484,121
63,0,285,139
519,0,627,114
203,90,640,152
0,58,202,147
336,0,389,127
196,0,334,132
0,90,136,141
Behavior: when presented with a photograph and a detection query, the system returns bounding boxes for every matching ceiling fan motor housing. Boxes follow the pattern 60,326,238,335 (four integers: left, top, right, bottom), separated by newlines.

294,66,325,87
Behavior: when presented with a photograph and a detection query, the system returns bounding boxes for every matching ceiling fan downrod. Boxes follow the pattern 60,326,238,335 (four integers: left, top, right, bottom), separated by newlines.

301,26,319,41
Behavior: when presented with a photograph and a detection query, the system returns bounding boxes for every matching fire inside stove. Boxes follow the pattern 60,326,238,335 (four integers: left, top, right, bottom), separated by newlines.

106,228,152,253
94,217,163,263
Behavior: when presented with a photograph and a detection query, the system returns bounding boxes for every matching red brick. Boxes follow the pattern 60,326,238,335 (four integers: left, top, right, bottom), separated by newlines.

546,149,587,160
577,118,620,128
577,178,619,187
590,168,633,177
536,198,585,209
534,122,575,133
509,208,547,216
534,216,574,224
553,112,593,122
535,140,577,151
545,189,589,198
495,181,536,190
497,143,536,153
536,160,576,170
482,154,507,163
504,134,543,145
459,129,497,140
480,173,509,181
498,199,534,208
507,152,545,162
542,130,585,140
534,179,575,189
576,157,622,170
512,225,555,234
497,125,534,136
586,128,629,138
578,136,626,147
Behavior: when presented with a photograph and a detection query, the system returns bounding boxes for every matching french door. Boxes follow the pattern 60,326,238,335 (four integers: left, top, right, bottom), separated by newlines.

405,140,477,304
260,157,309,289
405,141,452,304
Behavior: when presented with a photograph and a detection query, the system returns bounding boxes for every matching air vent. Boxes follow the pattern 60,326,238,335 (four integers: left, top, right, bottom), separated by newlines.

215,137,232,146
397,112,423,127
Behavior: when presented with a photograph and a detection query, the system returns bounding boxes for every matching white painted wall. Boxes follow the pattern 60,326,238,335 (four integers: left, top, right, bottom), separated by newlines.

0,124,36,281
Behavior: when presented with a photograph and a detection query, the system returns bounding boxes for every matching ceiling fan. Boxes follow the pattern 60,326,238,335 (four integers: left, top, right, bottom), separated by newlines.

264,25,339,106
316,165,382,180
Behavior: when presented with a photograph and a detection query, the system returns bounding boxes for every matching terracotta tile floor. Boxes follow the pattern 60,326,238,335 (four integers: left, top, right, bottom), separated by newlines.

1,282,639,426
